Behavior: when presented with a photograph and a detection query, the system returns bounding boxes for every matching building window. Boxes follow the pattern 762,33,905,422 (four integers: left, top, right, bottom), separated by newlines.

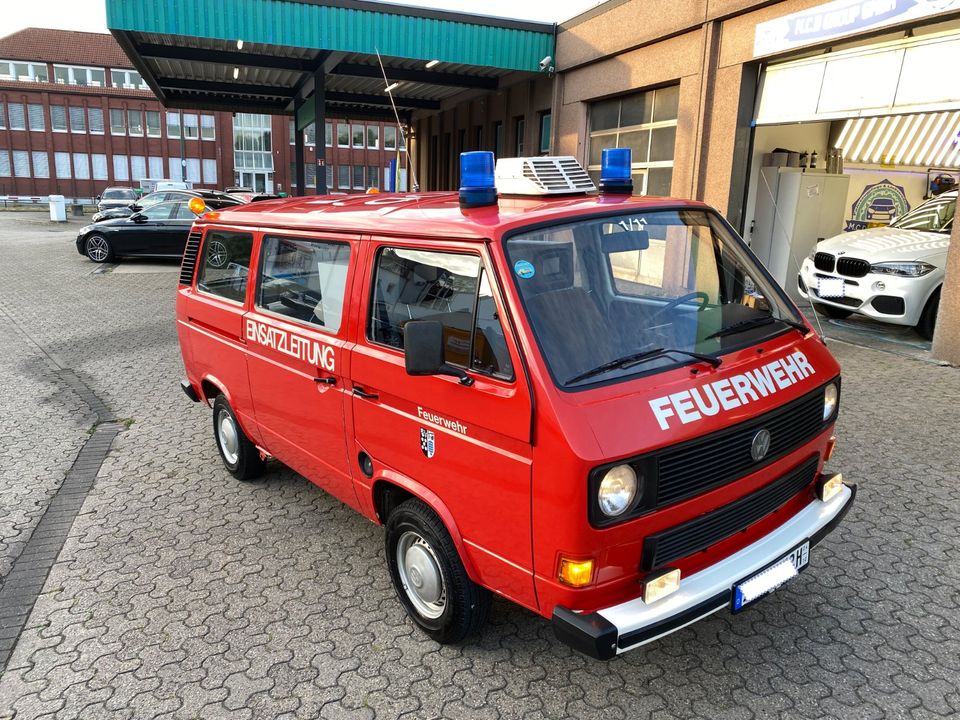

13,150,30,178
70,106,87,133
0,103,4,129
55,151,71,179
166,111,180,139
203,159,217,184
131,156,147,180
73,153,90,180
53,64,105,87
338,165,350,189
201,115,215,140
169,158,183,181
337,123,349,147
183,113,199,139
110,108,126,135
0,151,9,177
353,165,364,189
367,125,379,149
539,112,551,155
27,104,44,131
149,156,163,179
89,108,104,134
588,85,679,196
110,69,147,89
146,111,161,137
325,122,332,146
7,103,25,130
367,166,380,189
113,154,129,181
475,125,483,152
185,158,201,183
384,126,397,151
514,116,525,156
305,123,316,146
326,165,333,190
50,105,67,132
92,154,108,180
494,121,503,158
352,123,364,148
127,110,143,136
32,151,49,178
0,60,48,82
305,163,317,188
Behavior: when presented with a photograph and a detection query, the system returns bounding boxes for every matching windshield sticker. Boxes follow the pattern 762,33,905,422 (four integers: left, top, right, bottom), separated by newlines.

649,350,816,430
417,406,468,435
514,260,536,279
245,319,335,372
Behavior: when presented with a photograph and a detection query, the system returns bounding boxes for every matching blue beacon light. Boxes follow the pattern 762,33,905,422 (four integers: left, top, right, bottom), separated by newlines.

459,151,498,208
599,147,633,195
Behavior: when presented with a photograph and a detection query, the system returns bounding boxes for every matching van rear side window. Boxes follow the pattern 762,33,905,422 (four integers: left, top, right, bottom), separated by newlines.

195,231,253,303
256,236,350,334
370,247,513,379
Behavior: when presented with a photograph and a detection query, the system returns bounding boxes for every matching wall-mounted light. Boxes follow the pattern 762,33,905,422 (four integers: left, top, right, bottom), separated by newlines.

384,82,400,93
425,60,440,69
233,66,240,80
237,39,244,50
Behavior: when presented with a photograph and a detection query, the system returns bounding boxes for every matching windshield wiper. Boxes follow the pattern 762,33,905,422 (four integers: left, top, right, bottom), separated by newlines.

566,347,721,385
705,315,807,341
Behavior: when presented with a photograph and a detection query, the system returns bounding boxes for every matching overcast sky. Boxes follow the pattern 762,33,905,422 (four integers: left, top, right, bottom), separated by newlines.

3,0,606,35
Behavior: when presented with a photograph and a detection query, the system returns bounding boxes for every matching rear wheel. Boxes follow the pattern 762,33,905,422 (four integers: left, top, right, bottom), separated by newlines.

84,234,113,263
385,498,490,643
813,302,853,320
915,287,941,341
212,395,264,481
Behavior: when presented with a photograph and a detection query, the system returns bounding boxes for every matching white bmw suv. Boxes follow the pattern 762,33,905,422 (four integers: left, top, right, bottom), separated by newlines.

798,190,955,340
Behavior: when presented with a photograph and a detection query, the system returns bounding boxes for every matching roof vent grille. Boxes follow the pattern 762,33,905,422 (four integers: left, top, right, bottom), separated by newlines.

496,156,596,196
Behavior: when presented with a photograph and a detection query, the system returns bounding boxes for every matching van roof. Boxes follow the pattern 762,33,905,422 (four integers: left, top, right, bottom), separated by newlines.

196,192,710,240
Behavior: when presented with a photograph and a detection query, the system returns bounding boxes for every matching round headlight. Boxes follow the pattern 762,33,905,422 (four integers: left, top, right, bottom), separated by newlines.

823,382,838,421
598,464,639,517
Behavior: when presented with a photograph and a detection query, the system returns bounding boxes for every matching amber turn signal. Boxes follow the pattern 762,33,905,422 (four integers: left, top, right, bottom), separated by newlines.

558,557,594,587
188,197,207,215
824,436,836,462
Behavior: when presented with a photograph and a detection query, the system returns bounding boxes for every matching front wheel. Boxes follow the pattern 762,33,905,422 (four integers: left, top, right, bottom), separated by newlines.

84,234,113,263
212,395,264,481
386,498,490,643
915,287,940,341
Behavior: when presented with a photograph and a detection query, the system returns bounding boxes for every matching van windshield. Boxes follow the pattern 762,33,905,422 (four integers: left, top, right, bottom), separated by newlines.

504,209,805,388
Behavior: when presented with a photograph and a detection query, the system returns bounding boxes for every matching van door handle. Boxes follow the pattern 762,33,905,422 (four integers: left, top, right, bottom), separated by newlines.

314,376,336,385
352,386,379,400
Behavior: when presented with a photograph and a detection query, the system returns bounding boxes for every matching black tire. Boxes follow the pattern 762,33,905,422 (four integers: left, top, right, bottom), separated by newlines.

385,498,490,643
212,395,264,481
84,234,114,263
915,287,941,341
813,302,853,320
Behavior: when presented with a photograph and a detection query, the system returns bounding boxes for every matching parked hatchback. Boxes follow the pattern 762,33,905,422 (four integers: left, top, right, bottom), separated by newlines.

799,190,955,339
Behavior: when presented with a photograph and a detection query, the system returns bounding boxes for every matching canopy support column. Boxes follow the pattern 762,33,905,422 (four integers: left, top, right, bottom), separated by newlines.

314,67,327,195
294,97,306,196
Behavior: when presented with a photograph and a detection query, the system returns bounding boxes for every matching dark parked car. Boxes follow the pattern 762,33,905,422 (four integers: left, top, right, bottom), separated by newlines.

76,200,202,263
96,187,138,214
91,189,242,222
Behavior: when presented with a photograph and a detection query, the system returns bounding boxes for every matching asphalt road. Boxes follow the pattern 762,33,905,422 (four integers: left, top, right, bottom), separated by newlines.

0,212,958,719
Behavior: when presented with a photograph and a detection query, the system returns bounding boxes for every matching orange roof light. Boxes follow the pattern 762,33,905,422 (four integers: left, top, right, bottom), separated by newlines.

188,197,207,215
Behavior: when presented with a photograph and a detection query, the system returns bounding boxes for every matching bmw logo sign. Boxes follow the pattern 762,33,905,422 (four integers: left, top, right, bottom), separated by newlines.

751,429,772,462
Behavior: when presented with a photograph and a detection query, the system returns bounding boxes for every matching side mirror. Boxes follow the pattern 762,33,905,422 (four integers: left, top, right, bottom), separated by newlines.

403,320,474,386
129,203,142,211
95,195,101,202
130,212,147,223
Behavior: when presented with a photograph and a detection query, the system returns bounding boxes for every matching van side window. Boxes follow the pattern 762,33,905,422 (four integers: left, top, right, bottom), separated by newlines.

257,236,350,334
370,247,513,379
195,231,254,304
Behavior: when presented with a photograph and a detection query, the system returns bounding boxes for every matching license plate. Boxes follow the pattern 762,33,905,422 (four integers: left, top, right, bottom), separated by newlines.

817,277,845,298
732,541,810,613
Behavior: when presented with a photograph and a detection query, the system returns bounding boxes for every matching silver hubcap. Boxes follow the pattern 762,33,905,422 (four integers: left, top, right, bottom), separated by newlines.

87,236,109,262
397,531,446,619
217,409,240,465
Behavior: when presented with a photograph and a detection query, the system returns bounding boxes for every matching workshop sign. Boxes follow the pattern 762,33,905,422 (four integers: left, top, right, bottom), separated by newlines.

754,0,960,57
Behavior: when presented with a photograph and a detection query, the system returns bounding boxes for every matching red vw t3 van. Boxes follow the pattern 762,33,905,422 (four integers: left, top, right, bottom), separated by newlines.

176,150,854,659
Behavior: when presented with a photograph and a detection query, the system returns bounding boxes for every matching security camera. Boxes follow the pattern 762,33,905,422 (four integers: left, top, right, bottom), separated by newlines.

538,55,553,72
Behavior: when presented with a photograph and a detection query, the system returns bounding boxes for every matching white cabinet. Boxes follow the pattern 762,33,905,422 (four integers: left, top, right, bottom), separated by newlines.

752,168,850,300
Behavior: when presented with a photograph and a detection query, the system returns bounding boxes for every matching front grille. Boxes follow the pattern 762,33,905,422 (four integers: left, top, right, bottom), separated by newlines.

179,229,203,286
836,257,870,277
641,456,819,570
814,252,835,272
654,384,829,507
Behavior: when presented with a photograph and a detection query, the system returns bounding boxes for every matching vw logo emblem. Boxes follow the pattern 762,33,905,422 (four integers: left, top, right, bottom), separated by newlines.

751,429,771,462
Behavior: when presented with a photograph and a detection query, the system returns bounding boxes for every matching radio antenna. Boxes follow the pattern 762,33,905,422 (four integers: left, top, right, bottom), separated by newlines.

375,48,420,192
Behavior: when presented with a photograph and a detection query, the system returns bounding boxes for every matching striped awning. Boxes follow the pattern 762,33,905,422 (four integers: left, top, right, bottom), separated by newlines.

835,111,960,168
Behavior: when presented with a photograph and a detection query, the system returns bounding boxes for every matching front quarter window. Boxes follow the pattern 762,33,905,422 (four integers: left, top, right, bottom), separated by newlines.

504,209,803,388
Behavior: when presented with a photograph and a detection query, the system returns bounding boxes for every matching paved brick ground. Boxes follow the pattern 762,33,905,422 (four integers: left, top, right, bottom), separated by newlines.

0,211,958,719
